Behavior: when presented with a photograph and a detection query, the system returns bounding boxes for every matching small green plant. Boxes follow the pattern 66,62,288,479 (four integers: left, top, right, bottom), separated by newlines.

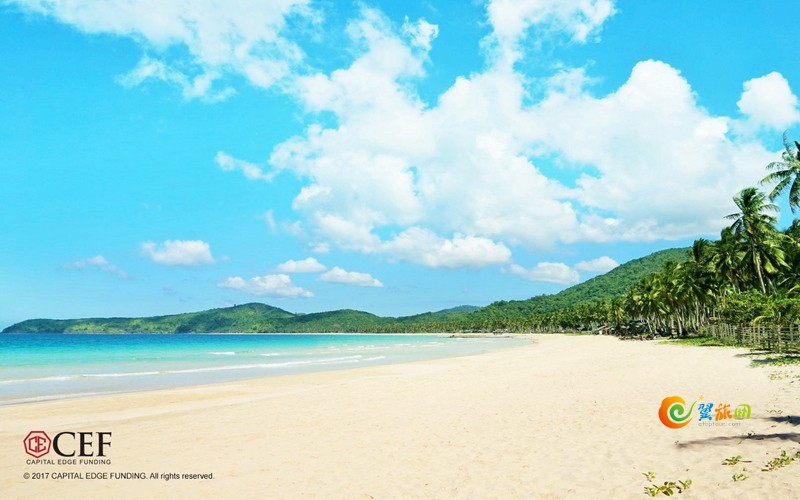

732,473,748,482
722,455,742,466
643,478,692,496
762,450,800,471
663,336,740,347
751,354,800,367
642,471,656,481
767,369,800,380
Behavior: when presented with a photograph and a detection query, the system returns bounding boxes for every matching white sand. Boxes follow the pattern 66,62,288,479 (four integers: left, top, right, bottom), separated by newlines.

1,334,798,499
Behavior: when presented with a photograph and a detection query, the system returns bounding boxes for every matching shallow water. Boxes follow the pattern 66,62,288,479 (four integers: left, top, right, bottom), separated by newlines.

0,333,530,404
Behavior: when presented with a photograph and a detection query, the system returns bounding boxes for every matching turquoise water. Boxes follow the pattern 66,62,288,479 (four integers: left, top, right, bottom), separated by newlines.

0,334,530,405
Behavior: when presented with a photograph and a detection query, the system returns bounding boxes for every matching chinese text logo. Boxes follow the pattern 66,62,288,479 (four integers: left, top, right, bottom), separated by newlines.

658,396,752,429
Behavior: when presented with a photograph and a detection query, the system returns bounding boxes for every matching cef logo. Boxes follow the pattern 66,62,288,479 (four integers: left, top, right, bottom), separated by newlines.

23,431,52,458
22,431,111,458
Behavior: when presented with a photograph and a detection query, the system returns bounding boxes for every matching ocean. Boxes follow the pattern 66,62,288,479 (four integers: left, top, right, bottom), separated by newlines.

0,333,530,405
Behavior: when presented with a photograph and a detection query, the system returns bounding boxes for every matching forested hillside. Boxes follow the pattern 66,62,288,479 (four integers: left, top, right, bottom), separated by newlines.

3,248,689,333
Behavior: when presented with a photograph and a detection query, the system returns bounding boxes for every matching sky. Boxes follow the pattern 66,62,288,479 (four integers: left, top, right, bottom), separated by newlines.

2,0,800,328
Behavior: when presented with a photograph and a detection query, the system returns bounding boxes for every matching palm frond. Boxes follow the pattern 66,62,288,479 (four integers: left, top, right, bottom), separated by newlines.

790,177,800,213
763,161,788,173
765,176,791,200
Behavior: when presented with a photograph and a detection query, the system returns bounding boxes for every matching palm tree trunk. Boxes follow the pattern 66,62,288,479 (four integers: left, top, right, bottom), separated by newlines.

754,250,767,294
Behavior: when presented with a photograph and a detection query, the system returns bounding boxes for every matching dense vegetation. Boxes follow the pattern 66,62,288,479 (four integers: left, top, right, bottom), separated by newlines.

498,135,800,337
615,135,800,336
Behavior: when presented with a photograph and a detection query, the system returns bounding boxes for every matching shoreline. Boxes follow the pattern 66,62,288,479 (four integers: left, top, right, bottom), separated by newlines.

0,334,534,407
2,335,798,498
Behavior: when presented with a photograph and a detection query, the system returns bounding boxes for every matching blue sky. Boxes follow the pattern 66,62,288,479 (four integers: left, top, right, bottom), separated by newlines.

2,0,799,328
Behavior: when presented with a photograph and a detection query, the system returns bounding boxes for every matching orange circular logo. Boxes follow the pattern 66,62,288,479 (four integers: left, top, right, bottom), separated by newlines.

658,396,696,429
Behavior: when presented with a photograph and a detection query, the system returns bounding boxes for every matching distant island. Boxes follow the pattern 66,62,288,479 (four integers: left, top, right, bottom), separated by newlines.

3,248,687,334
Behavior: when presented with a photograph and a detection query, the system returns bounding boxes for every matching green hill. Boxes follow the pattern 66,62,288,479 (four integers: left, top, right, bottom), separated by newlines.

5,303,296,334
3,248,689,334
287,309,383,332
435,305,480,314
473,247,690,319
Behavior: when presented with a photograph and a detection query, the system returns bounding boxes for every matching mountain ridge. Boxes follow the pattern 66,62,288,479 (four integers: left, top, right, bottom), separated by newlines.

3,247,690,333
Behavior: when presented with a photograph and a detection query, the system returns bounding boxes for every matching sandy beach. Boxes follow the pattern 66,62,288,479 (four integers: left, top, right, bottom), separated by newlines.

1,334,798,499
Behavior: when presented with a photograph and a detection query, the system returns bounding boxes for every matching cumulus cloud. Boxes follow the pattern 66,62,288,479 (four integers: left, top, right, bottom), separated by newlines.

20,1,795,274
271,8,778,266
62,255,128,279
117,55,235,102
508,256,616,284
508,262,580,285
737,72,800,131
275,257,326,273
8,0,317,99
401,17,438,50
215,151,276,181
218,274,312,298
271,9,577,266
319,267,383,287
574,256,619,273
264,9,780,267
380,229,511,269
485,0,616,65
140,240,215,266
528,60,775,241
487,0,615,42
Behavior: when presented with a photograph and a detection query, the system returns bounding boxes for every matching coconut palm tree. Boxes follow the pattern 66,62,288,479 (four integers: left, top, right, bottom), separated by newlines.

712,228,744,294
725,187,784,294
761,133,800,213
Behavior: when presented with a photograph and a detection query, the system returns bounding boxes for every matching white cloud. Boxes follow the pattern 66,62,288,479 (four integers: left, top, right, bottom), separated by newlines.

401,17,438,50
574,256,618,273
508,262,580,285
380,228,511,269
487,0,615,42
9,0,317,99
271,9,578,266
319,267,383,287
528,60,776,241
140,240,215,266
117,56,234,102
737,72,800,131
21,2,794,273
276,257,326,273
508,256,617,285
262,210,278,233
218,274,312,298
62,255,128,279
269,12,781,266
215,151,276,181
485,0,616,65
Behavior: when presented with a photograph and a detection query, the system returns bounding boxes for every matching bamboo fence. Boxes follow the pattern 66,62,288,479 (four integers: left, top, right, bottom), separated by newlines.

708,323,800,353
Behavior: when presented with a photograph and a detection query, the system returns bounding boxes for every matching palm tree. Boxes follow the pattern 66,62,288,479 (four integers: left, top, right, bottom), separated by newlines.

761,133,800,213
712,228,744,294
779,220,800,292
690,238,714,266
725,187,784,294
